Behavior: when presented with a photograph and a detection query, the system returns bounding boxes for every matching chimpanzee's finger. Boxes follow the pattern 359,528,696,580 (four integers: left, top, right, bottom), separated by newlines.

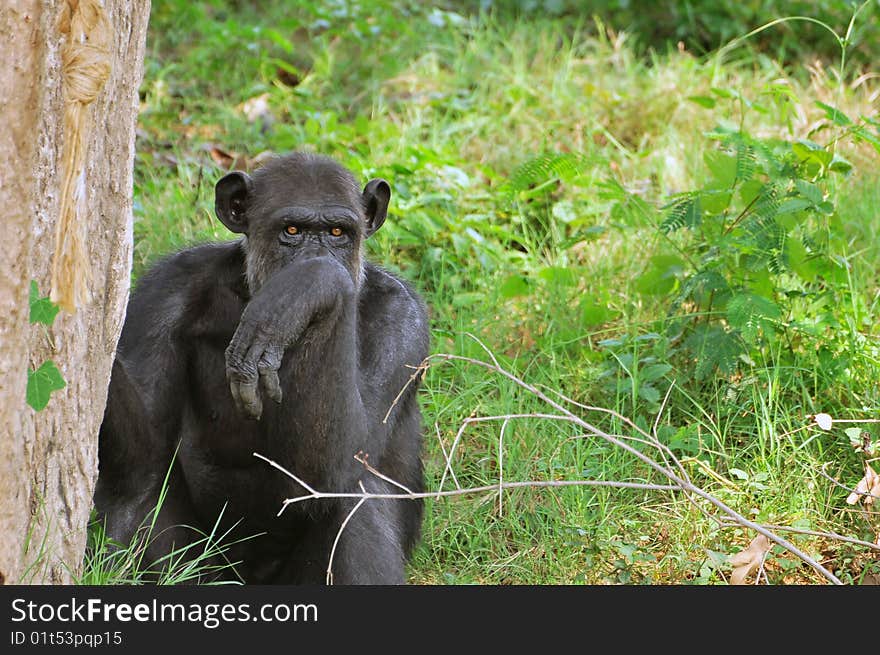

224,320,257,371
258,345,284,404
226,338,264,420
258,367,282,404
236,378,262,420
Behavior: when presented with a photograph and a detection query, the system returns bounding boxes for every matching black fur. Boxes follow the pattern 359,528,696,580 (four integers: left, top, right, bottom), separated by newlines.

94,152,429,584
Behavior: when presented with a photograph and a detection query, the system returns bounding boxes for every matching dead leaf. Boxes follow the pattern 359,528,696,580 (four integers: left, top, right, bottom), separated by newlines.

813,413,833,430
238,93,272,124
250,150,277,169
845,464,880,505
275,65,302,87
729,534,771,585
860,572,880,585
208,146,237,170
206,145,265,172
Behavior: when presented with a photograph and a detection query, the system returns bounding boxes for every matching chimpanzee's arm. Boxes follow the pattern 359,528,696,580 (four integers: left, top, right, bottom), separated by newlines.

95,356,215,575
225,256,357,420
356,266,430,427
95,244,246,573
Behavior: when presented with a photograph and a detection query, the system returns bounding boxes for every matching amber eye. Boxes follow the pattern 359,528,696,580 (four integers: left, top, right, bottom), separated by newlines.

330,227,343,237
285,226,298,235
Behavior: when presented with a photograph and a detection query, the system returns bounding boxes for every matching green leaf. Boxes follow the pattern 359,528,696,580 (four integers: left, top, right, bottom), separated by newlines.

634,255,684,296
304,117,321,140
580,299,613,327
264,29,295,54
776,198,812,215
668,426,700,455
853,124,880,154
710,87,736,99
704,150,737,189
29,280,60,326
634,270,674,296
701,189,732,214
792,140,832,169
734,143,757,184
538,266,578,286
452,292,485,308
828,154,852,174
640,363,672,382
738,179,764,207
506,153,593,196
726,292,781,343
784,237,816,282
638,384,660,405
815,101,852,126
816,200,835,215
687,95,717,109
499,275,530,299
675,270,729,309
660,194,701,233
27,360,66,411
794,180,824,206
729,468,749,480
684,325,742,380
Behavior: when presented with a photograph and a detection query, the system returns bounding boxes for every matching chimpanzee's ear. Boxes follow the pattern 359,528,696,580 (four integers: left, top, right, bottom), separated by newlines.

215,171,254,234
362,178,390,238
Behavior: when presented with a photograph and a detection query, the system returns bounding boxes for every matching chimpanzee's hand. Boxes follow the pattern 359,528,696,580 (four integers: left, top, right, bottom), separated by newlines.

225,257,353,420
225,320,286,421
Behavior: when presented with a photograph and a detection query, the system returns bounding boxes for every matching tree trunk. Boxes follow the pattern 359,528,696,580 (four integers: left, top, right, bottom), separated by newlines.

0,0,150,584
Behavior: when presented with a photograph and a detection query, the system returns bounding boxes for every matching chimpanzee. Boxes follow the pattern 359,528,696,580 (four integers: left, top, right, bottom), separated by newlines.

93,152,429,584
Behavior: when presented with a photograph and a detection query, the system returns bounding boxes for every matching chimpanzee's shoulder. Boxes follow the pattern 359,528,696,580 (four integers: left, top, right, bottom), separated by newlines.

361,262,429,352
362,263,426,314
119,241,247,352
133,241,245,294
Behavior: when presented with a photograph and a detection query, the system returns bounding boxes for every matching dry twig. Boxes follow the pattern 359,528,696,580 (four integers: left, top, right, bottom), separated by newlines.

255,352,852,585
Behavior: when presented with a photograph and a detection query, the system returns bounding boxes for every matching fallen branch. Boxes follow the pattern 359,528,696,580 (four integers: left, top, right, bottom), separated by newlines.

255,352,850,585
719,522,880,552
252,453,680,508
326,482,368,586
425,353,843,584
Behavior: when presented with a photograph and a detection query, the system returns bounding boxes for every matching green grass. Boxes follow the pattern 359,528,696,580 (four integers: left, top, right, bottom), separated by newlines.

79,454,250,585
106,0,880,585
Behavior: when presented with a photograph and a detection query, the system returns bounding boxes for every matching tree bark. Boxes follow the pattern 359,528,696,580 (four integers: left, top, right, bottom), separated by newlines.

0,0,150,584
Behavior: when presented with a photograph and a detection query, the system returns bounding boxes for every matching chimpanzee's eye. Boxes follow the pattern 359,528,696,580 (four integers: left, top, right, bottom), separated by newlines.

330,227,343,237
285,226,299,235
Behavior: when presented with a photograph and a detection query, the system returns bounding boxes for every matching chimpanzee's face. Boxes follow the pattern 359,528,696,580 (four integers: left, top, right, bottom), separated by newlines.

214,154,389,294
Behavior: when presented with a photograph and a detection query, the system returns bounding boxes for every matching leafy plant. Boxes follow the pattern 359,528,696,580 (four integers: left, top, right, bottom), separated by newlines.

26,281,66,411
598,332,672,414
639,94,878,380
504,152,595,201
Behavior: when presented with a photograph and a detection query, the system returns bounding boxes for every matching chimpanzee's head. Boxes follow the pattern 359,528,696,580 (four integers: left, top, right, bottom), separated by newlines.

214,152,390,293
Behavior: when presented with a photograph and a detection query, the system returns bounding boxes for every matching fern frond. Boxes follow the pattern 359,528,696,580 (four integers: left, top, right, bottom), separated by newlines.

734,143,757,184
505,153,593,195
673,269,728,310
767,230,788,274
752,183,782,218
684,324,743,380
740,183,782,242
660,193,701,233
726,292,782,343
